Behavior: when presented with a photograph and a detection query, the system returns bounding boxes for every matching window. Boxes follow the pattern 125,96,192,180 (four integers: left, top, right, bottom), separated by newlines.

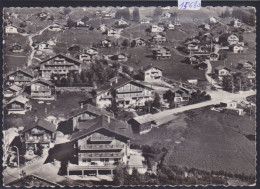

82,158,87,163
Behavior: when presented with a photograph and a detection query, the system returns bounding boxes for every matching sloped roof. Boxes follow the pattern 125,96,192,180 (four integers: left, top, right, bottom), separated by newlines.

142,65,163,72
6,68,34,78
215,65,230,71
22,119,57,133
31,78,54,86
70,115,133,141
7,96,29,105
39,54,83,65
130,113,154,124
9,85,22,92
238,59,253,65
68,104,114,119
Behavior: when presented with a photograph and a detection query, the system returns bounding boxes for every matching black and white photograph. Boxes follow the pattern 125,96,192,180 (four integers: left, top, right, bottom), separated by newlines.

2,6,256,187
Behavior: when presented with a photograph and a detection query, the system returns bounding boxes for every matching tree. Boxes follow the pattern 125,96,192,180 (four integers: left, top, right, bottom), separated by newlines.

153,92,161,109
35,144,44,156
153,7,163,17
115,8,131,20
132,8,140,22
121,39,129,48
222,75,234,92
19,21,27,28
74,72,82,83
81,16,89,22
131,40,136,48
63,7,71,15
67,18,75,28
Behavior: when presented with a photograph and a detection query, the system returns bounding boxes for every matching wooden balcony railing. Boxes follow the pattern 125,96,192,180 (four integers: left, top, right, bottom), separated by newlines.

79,144,124,150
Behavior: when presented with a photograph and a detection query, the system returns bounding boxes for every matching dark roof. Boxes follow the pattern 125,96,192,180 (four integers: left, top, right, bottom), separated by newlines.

22,119,57,133
6,68,34,78
68,104,114,119
39,54,83,65
238,60,253,65
215,65,230,71
142,65,163,71
31,79,54,86
71,115,133,141
96,77,152,94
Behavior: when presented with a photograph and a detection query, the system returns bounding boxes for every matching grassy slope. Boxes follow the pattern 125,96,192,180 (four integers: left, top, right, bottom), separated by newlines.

164,107,255,176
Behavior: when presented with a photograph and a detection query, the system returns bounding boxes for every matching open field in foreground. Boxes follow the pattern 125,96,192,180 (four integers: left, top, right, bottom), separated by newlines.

164,107,255,176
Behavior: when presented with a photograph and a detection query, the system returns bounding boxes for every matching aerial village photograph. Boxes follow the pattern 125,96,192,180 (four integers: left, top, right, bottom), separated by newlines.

2,6,256,187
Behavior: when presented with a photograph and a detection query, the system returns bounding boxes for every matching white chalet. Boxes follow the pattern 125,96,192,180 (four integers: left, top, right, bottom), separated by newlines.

95,76,154,108
234,19,242,28
49,23,62,31
107,29,119,37
232,44,244,53
5,25,18,34
140,19,150,24
167,23,175,30
134,38,146,47
99,24,109,33
209,17,218,23
227,34,240,45
140,65,163,82
215,66,231,80
151,25,164,33
116,18,129,26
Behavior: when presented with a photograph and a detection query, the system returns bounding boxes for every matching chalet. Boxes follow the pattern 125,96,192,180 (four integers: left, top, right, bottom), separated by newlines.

209,16,218,23
11,44,23,53
204,24,211,30
168,87,190,103
95,76,154,108
5,96,31,115
167,23,175,30
5,69,34,86
140,65,163,82
30,79,55,100
39,12,48,19
68,115,133,176
95,10,102,16
153,47,171,59
162,12,171,18
103,13,112,18
151,25,164,33
209,52,219,61
116,18,129,26
68,104,114,131
20,119,57,151
246,71,256,84
187,79,198,85
79,53,92,63
189,55,201,64
99,24,109,33
215,66,231,79
116,53,128,62
152,34,167,43
128,114,154,134
232,45,244,53
237,60,254,69
38,42,50,51
48,23,62,31
162,6,171,10
140,19,150,24
5,25,18,34
101,39,112,47
76,20,89,27
4,85,23,98
86,48,98,55
188,43,200,51
234,18,242,28
39,54,82,79
107,28,119,37
219,33,240,46
134,38,146,47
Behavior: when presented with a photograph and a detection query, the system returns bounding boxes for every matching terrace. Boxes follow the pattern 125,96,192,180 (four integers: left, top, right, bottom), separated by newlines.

79,144,124,151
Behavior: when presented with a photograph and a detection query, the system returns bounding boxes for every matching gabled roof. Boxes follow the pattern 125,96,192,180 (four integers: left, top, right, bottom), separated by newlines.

9,85,22,92
7,96,29,105
96,77,152,94
71,115,133,141
22,119,57,133
6,68,34,78
142,65,163,72
6,24,18,29
238,60,253,65
68,104,114,119
31,78,54,86
215,65,230,71
38,54,83,65
129,113,153,124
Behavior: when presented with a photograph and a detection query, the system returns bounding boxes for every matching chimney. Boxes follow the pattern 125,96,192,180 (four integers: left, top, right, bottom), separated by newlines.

80,103,84,109
34,116,38,122
115,77,118,84
107,116,110,123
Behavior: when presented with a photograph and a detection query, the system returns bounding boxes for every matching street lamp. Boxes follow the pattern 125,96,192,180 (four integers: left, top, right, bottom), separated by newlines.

12,146,20,179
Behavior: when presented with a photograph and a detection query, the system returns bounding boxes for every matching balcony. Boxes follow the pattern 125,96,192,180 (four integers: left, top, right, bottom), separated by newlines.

67,163,116,171
23,137,51,143
81,152,123,158
90,136,114,142
79,144,124,151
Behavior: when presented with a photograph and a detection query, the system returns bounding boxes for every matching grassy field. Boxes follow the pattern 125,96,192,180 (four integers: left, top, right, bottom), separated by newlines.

163,107,255,176
122,46,206,81
4,55,28,73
